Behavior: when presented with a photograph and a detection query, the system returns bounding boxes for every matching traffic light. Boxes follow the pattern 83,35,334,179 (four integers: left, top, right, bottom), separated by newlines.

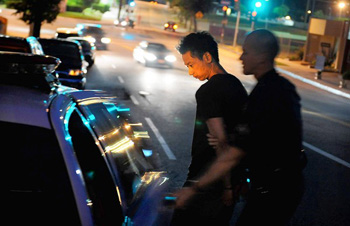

222,5,228,12
234,0,240,11
252,11,257,18
129,0,135,7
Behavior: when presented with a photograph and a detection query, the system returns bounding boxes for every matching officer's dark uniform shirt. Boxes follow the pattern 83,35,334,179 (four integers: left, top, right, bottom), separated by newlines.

187,73,248,181
238,69,303,185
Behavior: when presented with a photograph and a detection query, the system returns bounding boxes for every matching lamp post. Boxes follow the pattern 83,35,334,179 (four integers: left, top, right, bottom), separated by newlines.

339,2,345,18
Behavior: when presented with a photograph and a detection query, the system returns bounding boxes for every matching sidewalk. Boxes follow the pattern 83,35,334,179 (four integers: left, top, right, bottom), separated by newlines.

219,43,350,99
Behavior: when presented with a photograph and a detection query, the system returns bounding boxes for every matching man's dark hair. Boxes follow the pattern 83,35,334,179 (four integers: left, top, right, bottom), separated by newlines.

177,31,220,63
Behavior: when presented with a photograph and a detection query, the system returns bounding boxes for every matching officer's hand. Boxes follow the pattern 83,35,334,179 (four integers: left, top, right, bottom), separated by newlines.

173,187,196,209
207,133,219,149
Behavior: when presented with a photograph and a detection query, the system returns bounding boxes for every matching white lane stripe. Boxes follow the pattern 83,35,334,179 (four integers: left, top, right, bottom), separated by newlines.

303,142,350,169
117,76,124,84
129,95,139,105
277,68,350,100
145,117,177,160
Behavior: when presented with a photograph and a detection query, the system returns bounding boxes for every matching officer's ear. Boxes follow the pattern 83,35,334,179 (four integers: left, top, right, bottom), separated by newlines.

203,52,212,63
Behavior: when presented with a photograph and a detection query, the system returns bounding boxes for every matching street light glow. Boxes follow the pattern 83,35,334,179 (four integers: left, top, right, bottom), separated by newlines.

255,2,262,8
339,2,346,9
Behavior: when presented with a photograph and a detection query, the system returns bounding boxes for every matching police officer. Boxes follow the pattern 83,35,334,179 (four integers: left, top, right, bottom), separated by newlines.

175,29,306,226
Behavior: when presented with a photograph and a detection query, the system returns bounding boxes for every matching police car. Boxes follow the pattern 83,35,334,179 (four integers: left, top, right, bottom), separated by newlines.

1,52,172,225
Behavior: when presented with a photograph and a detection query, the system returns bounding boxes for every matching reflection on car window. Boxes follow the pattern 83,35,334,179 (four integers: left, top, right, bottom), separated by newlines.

68,111,123,225
2,121,80,225
77,100,153,202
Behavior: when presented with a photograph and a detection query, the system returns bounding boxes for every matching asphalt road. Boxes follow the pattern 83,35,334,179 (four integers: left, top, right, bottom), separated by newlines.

2,5,350,226
85,25,350,226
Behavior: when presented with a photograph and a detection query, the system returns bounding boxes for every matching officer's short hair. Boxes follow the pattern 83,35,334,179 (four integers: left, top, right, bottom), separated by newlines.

246,29,280,63
177,31,220,63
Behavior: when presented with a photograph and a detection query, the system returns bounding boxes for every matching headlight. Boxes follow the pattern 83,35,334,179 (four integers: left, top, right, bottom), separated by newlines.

165,55,176,62
69,69,83,76
145,52,157,61
114,20,120,25
121,21,128,26
86,36,96,43
101,37,111,44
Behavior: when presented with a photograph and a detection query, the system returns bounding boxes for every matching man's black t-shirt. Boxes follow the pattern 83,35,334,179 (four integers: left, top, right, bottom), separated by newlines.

187,73,248,180
237,69,303,183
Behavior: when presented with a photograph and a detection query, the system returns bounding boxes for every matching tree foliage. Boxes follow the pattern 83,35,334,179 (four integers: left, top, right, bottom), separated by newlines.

8,0,62,37
172,0,213,32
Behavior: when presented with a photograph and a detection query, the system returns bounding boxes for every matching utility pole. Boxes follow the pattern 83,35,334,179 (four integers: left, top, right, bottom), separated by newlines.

304,0,311,23
233,0,240,48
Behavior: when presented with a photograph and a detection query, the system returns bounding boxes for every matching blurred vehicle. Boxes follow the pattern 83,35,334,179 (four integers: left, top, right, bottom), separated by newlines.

133,41,176,68
164,21,178,32
114,17,135,28
55,27,81,39
67,36,96,68
1,52,172,226
38,38,87,89
76,23,111,50
0,34,44,55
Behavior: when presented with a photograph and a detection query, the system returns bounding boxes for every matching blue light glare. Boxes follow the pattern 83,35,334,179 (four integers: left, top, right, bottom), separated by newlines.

142,149,153,157
88,114,96,121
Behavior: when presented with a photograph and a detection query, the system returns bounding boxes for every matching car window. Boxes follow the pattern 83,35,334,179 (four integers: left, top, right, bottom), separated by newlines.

3,121,80,225
68,111,123,225
82,27,105,36
147,43,167,51
56,32,80,39
76,100,154,203
40,41,82,61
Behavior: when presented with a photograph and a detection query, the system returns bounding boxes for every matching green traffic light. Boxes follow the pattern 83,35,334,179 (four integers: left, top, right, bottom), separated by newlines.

255,2,262,8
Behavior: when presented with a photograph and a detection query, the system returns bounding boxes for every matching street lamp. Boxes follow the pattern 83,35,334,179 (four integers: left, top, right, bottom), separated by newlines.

339,2,345,18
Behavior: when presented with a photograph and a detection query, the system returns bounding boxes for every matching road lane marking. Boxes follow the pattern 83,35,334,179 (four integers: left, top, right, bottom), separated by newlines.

129,95,139,105
277,68,350,100
145,117,177,160
302,109,350,128
303,142,350,169
117,76,124,84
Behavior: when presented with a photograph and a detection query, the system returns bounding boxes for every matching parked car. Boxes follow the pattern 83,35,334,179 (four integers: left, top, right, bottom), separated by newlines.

133,41,176,68
114,17,135,28
67,36,96,67
164,21,178,32
38,38,88,89
0,34,44,55
1,51,172,226
76,23,111,50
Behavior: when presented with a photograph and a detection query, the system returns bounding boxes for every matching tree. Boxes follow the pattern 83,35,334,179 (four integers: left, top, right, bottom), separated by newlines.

272,4,289,18
172,0,212,32
8,0,62,37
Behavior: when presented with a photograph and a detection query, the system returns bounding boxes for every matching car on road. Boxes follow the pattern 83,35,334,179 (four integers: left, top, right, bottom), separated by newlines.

76,23,111,50
114,17,135,28
0,34,44,55
133,41,176,68
38,38,88,89
164,21,178,32
67,36,96,67
1,52,172,226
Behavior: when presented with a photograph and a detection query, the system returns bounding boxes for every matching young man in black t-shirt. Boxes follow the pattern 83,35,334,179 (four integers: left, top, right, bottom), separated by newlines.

171,31,248,226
